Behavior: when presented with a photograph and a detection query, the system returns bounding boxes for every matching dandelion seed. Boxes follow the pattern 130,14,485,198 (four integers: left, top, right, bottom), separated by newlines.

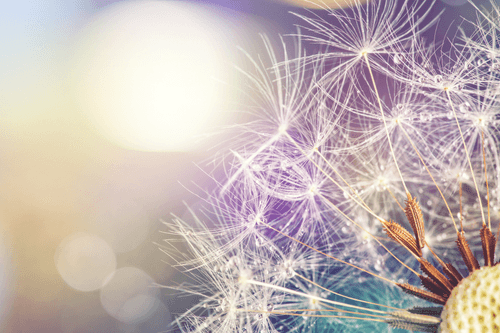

163,1,500,332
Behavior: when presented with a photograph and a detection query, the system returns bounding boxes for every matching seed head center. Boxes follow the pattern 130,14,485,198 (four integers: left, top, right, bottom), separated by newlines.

440,265,500,332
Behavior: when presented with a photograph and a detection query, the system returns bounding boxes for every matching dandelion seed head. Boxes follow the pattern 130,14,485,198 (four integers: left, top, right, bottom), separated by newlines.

359,47,372,57
309,296,320,307
375,175,388,191
278,123,288,135
361,230,371,241
238,271,251,286
308,184,317,194
471,114,488,128
440,265,500,332
454,169,470,182
165,1,500,332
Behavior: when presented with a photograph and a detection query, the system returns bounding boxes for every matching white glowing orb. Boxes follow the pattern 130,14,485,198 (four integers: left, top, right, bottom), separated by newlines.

55,233,117,292
75,1,232,151
100,267,161,324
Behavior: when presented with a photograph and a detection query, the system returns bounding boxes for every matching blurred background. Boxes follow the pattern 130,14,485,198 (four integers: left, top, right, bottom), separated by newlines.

0,0,489,332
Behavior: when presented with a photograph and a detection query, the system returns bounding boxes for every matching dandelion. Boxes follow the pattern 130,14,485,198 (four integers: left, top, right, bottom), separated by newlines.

291,0,440,83
163,1,500,332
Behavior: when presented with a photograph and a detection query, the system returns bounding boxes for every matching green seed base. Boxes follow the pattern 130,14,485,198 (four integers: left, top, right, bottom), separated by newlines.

439,264,500,332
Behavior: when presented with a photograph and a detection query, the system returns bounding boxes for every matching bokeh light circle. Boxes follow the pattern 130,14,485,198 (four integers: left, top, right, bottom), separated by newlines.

100,267,161,324
55,232,117,292
115,299,171,332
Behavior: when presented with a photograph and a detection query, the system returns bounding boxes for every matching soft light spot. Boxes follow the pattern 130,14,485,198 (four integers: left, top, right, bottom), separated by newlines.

74,1,234,151
55,233,117,292
100,267,161,324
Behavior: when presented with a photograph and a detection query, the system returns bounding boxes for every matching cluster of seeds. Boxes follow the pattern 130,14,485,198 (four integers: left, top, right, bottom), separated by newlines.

162,1,500,332
440,265,500,332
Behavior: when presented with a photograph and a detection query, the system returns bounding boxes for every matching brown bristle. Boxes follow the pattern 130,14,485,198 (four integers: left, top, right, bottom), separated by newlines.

480,225,496,266
397,283,446,305
456,232,480,273
418,258,453,292
442,263,463,286
405,193,425,250
382,220,422,257
419,275,450,299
